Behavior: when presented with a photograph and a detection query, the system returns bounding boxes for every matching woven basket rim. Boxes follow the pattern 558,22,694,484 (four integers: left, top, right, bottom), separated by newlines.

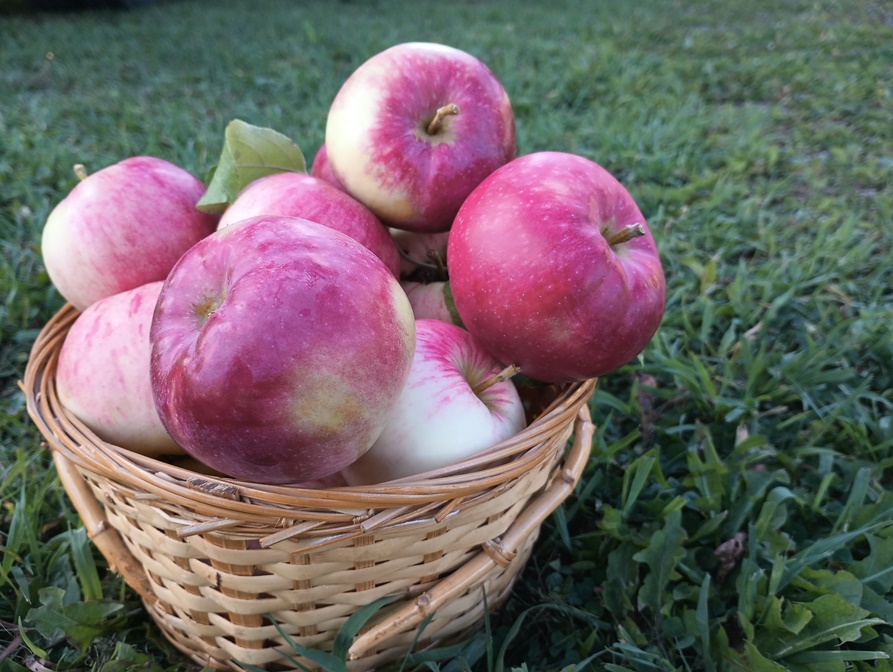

24,303,597,516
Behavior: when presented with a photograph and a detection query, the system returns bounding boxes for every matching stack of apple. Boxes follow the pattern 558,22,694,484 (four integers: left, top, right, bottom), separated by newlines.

41,42,666,487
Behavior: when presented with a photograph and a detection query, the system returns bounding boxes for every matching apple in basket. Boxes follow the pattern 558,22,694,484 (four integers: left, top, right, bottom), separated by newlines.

400,280,462,326
55,281,182,457
448,151,667,384
309,143,343,190
216,171,401,278
341,319,526,485
325,41,516,233
150,215,416,484
41,156,219,310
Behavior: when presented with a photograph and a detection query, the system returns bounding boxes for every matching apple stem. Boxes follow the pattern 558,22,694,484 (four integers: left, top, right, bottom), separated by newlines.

605,223,646,247
73,164,88,181
427,249,447,277
472,364,521,395
426,104,460,135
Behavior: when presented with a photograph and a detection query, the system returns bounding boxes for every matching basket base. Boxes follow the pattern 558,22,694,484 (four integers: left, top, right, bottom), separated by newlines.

147,534,535,671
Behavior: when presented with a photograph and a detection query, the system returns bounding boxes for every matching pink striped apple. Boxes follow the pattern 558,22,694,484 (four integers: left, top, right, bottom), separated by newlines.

325,42,516,233
217,171,400,277
448,151,666,384
341,319,526,485
150,215,416,484
56,281,182,457
41,156,218,310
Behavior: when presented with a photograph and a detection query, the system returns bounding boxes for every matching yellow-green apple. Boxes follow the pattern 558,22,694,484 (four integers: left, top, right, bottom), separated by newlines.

401,281,461,326
150,215,416,484
216,172,400,277
448,151,666,384
389,228,450,279
42,156,218,310
309,144,343,190
325,42,516,233
341,319,525,485
56,281,182,457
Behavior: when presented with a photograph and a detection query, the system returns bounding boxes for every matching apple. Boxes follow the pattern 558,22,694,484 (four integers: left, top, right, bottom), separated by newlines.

216,172,400,278
42,156,219,310
389,228,450,279
341,319,526,485
56,281,182,457
400,281,461,326
150,215,416,485
309,144,344,190
325,42,516,233
448,151,666,384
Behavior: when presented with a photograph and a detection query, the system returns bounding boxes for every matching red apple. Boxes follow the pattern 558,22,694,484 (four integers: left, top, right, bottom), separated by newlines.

309,144,344,190
325,42,516,233
42,156,219,310
448,151,666,384
150,215,416,484
216,172,400,278
56,281,182,457
341,319,526,485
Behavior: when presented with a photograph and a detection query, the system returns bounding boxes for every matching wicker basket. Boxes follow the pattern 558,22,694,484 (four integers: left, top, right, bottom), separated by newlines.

23,304,597,671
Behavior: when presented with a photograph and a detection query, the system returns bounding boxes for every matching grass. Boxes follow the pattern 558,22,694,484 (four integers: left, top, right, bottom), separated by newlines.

1,0,892,670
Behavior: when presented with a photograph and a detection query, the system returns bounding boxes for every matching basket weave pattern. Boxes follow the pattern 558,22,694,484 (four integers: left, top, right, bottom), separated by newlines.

24,305,597,671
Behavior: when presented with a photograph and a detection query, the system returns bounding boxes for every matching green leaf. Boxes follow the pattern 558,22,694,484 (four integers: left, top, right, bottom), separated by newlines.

850,534,893,592
61,527,103,602
696,574,717,672
723,641,789,671
758,596,813,636
603,542,639,615
268,618,344,672
98,642,171,672
736,555,764,623
196,119,306,214
786,649,890,664
759,592,885,659
25,586,124,650
753,486,801,542
622,453,661,518
831,466,873,534
332,594,400,661
633,508,686,615
779,523,887,592
793,567,863,606
18,616,50,659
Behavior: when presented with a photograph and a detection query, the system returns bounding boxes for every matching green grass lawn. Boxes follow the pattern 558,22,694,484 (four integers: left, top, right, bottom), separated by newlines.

2,0,892,670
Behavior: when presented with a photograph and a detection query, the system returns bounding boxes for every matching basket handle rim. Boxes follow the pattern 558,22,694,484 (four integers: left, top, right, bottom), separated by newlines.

347,403,596,660
52,449,157,602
